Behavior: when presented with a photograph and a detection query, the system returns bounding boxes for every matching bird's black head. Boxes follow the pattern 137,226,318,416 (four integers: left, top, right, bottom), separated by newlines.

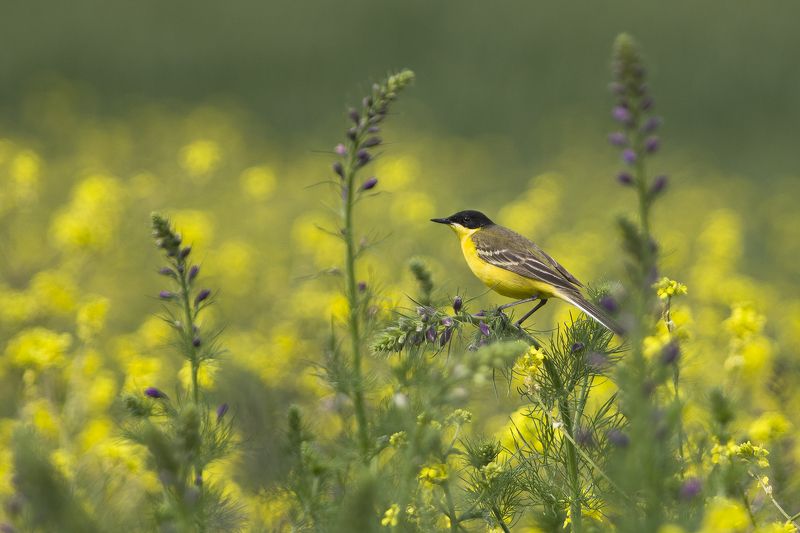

431,210,494,229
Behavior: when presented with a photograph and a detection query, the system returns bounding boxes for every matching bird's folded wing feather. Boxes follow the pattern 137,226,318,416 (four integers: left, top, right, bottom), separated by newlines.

473,226,583,293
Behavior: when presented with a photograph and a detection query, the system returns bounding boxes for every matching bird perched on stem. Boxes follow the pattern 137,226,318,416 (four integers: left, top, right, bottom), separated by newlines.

431,210,622,335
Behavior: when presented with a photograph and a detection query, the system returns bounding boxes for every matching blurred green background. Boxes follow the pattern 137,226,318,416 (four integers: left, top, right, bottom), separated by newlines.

1,2,799,528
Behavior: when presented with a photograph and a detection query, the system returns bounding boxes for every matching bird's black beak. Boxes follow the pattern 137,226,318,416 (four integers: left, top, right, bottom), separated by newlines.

430,217,451,225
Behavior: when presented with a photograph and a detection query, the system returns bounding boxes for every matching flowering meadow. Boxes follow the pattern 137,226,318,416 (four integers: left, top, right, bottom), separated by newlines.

1,29,799,533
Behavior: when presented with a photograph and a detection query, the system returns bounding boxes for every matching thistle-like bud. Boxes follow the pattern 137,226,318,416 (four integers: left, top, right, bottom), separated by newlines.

607,428,629,447
335,143,347,156
195,289,211,306
188,265,200,281
144,387,167,399
617,172,634,186
622,149,637,164
159,267,175,277
479,322,490,337
439,327,453,347
650,175,668,196
426,327,437,343
159,290,174,300
680,477,702,500
645,136,660,153
453,296,463,313
360,177,378,191
151,213,183,257
356,149,371,167
612,106,632,125
362,137,382,148
180,246,192,259
333,162,345,179
608,132,627,146
348,108,360,124
216,403,229,422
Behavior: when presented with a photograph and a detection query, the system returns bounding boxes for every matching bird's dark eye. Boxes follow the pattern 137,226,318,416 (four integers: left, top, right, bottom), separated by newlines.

464,216,471,223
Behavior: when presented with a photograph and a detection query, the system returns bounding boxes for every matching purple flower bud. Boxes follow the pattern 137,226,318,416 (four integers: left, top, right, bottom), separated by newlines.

479,322,490,337
333,162,345,179
334,143,347,156
159,290,174,300
188,265,200,281
426,327,437,343
612,106,632,125
367,126,380,133
441,316,454,327
356,149,371,166
617,171,634,186
192,336,201,347
642,116,662,133
346,127,357,141
216,403,229,422
575,427,594,447
661,341,680,365
680,477,702,500
650,175,668,196
622,149,637,164
348,108,360,124
645,136,660,154
607,429,629,447
641,96,654,111
358,281,367,292
608,132,627,146
453,296,463,313
195,289,211,306
362,136,381,148
359,177,378,191
571,342,585,353
159,267,175,277
600,295,618,313
439,327,453,347
180,246,192,259
144,387,166,399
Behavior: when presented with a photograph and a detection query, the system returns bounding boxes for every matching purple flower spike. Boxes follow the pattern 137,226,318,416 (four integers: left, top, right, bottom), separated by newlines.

335,143,347,156
144,387,166,399
195,289,211,306
479,322,490,337
608,132,627,147
622,149,637,164
188,265,200,281
216,403,229,422
617,171,634,186
360,177,378,191
645,136,660,153
159,290,174,300
453,296,463,313
612,106,632,125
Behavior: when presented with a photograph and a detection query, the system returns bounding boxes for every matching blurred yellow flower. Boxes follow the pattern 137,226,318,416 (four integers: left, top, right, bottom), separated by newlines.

240,165,277,201
50,174,123,251
6,327,72,371
418,463,448,484
10,149,41,204
30,269,78,315
23,398,61,439
381,503,400,527
654,277,688,300
391,191,435,224
749,412,791,443
725,302,766,339
79,418,113,451
180,139,221,177
50,448,76,481
699,497,749,532
374,154,419,190
77,296,110,342
172,209,215,250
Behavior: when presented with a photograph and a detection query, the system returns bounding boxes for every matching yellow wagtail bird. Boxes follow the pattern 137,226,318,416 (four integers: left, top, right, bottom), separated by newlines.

431,210,622,334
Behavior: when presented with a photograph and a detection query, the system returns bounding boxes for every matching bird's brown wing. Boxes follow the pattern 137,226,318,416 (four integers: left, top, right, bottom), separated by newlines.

472,225,584,295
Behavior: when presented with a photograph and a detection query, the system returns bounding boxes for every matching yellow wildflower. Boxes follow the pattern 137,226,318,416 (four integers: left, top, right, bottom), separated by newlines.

749,412,791,443
418,463,448,485
381,503,400,527
654,277,688,300
30,270,78,315
240,165,277,201
76,296,110,342
6,327,72,370
10,149,41,204
725,302,765,339
180,139,221,177
389,431,407,448
513,345,546,389
171,209,215,250
50,174,122,251
699,497,749,532
754,522,797,533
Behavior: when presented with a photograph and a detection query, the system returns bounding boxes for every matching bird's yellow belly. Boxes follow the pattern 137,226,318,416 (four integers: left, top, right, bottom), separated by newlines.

460,236,556,300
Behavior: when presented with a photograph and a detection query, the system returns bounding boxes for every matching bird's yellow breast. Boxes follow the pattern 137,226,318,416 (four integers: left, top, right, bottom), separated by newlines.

455,226,557,300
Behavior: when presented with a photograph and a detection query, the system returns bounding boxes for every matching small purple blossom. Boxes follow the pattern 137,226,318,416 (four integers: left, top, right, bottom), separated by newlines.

680,477,702,500
439,327,453,347
612,106,632,125
346,127,357,140
335,143,347,155
479,322,490,337
180,246,192,259
356,149,371,166
607,429,629,447
608,132,627,146
348,108,360,124
333,162,345,179
441,316,454,327
362,136,382,148
216,403,229,422
650,175,668,196
426,327,437,343
159,290,174,300
570,342,585,353
144,387,166,399
661,341,680,365
617,171,634,186
642,116,662,133
195,474,203,487
600,295,619,313
195,289,211,306
358,281,367,292
159,267,175,277
367,126,380,133
192,336,201,348
453,296,463,313
360,177,378,191
644,136,660,154
188,265,200,281
622,148,637,164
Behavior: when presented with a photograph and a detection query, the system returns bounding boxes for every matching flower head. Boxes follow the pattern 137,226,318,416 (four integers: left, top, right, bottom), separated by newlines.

144,387,166,399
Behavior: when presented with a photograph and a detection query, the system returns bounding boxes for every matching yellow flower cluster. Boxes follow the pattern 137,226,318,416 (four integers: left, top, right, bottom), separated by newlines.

654,277,688,300
418,463,448,485
711,440,770,468
514,345,547,391
381,503,400,527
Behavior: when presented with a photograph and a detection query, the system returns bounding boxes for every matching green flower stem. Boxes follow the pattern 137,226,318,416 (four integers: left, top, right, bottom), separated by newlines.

492,507,511,533
177,262,203,485
442,481,459,532
542,357,582,532
343,137,370,461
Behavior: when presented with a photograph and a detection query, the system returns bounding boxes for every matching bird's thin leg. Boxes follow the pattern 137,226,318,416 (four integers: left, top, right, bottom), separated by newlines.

498,296,540,311
515,299,548,327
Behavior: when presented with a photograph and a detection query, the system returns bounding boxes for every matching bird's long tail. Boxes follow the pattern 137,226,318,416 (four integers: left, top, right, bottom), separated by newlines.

559,291,624,336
